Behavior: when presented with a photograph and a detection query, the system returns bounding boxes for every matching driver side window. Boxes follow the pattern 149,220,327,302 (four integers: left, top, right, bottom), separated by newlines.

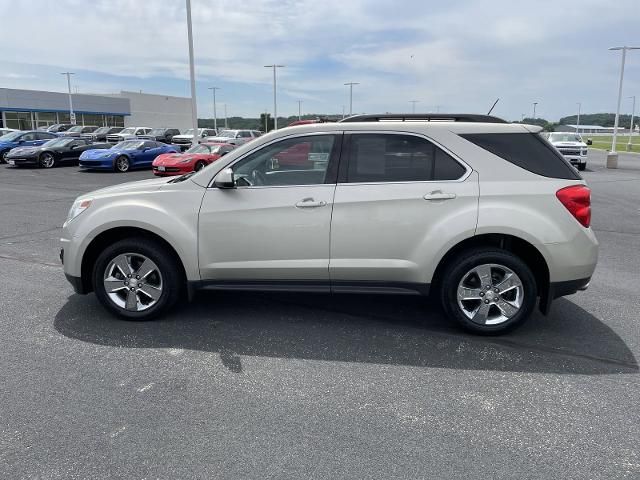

232,134,337,187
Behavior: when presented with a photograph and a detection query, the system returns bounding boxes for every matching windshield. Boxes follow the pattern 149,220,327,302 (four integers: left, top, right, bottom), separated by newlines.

548,133,583,142
119,127,136,135
187,144,218,154
42,138,75,148
113,140,144,150
67,126,83,132
93,127,110,134
0,131,23,142
148,129,166,135
216,130,237,138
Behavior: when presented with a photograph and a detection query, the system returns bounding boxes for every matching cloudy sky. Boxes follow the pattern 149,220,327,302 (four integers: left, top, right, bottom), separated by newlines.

1,0,639,121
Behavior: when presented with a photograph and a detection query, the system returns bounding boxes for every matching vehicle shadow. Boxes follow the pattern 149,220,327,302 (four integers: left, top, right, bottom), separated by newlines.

54,291,638,375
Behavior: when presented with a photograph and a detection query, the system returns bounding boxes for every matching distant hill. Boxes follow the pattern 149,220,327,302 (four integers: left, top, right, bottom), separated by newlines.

559,113,634,127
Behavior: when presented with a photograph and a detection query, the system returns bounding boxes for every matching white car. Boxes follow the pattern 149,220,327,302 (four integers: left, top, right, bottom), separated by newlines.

60,114,598,334
203,129,262,145
106,127,152,144
171,128,219,151
547,132,588,171
0,128,19,136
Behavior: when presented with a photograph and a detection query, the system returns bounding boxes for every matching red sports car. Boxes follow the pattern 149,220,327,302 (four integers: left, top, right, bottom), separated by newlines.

152,142,235,176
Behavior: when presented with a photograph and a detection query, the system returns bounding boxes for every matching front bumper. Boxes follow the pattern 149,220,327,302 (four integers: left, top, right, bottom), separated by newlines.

152,164,190,176
6,156,38,166
562,155,587,166
79,159,114,170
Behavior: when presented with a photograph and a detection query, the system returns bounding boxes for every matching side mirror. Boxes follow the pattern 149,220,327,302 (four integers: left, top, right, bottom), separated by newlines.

214,167,235,188
70,144,79,149
17,140,25,144
142,147,151,152
586,138,592,145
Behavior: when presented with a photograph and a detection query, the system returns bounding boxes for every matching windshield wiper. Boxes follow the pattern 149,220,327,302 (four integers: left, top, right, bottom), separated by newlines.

168,171,196,183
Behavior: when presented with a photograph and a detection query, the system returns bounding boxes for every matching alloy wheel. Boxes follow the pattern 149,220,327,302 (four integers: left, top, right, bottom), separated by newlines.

456,263,524,325
103,253,163,312
41,153,55,168
116,156,129,172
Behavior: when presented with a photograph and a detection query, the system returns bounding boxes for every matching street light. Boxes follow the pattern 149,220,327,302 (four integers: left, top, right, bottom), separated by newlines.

297,100,303,121
532,102,538,120
60,72,75,124
344,82,360,116
575,102,581,134
208,87,220,132
628,95,636,151
185,0,199,147
264,65,285,130
409,100,420,113
608,46,640,167
224,103,228,128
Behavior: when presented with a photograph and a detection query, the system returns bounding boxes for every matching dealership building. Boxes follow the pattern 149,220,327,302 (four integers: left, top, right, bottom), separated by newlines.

0,88,193,131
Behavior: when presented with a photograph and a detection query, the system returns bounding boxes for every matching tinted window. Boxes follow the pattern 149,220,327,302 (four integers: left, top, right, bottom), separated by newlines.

240,131,252,138
461,133,580,180
21,133,36,141
232,135,336,186
346,134,466,183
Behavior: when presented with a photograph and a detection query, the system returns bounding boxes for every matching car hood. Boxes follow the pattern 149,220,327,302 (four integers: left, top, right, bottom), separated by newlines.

154,153,210,165
83,177,174,199
172,134,195,140
205,136,234,143
80,149,120,159
7,146,40,156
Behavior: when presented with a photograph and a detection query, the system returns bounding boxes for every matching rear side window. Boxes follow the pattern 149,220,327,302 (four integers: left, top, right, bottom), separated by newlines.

346,133,467,183
461,133,580,179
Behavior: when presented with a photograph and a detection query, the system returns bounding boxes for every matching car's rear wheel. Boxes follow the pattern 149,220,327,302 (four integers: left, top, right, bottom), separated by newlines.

93,237,182,320
39,152,56,168
439,249,537,334
115,155,130,172
194,160,207,171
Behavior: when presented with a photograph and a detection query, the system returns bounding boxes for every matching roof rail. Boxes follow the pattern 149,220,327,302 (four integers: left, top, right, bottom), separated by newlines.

338,113,508,124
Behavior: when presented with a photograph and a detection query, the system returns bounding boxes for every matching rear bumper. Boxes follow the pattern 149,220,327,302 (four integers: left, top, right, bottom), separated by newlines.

539,277,590,314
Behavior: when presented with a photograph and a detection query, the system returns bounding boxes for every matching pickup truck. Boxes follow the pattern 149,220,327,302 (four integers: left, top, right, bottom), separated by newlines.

547,132,588,171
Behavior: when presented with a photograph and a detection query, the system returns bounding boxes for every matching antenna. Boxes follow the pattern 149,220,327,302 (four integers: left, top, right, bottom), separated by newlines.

487,98,500,115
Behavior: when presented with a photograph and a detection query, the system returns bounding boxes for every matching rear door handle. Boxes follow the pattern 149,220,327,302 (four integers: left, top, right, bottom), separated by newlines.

295,198,327,208
423,191,456,201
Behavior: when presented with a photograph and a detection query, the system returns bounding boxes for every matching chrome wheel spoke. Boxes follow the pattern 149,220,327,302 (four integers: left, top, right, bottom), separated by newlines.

495,273,522,295
125,289,138,311
473,264,493,286
104,278,127,293
136,259,155,279
457,286,483,300
138,284,161,301
114,255,133,277
471,302,491,324
496,299,519,318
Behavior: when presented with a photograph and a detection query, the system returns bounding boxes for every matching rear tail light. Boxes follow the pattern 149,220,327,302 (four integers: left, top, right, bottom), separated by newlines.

556,185,591,228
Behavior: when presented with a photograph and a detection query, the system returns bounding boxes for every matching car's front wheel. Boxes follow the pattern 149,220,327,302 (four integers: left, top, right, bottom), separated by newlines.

39,152,56,168
439,249,537,334
578,163,586,171
0,150,8,163
93,237,183,320
194,160,207,171
115,155,130,172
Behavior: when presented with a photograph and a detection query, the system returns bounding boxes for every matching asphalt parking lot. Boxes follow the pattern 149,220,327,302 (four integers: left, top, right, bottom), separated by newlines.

1,152,639,479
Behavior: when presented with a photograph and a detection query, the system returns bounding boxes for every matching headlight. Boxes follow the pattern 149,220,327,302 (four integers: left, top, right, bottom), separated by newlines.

581,148,588,155
65,198,92,224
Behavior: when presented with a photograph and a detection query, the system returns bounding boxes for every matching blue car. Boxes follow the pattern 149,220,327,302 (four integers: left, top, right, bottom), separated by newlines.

79,140,178,172
0,130,59,163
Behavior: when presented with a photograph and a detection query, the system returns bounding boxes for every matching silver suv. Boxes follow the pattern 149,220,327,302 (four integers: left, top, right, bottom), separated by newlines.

60,114,598,334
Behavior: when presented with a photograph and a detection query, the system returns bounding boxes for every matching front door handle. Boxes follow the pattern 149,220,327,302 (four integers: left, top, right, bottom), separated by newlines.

423,191,456,201
295,198,328,208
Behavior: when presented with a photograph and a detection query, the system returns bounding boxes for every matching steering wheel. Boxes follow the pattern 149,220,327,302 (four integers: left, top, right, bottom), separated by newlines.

250,169,267,186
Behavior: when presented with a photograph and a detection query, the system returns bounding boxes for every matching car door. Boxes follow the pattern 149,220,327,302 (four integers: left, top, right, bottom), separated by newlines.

68,140,92,162
198,132,342,284
21,132,39,146
329,132,479,290
137,141,162,166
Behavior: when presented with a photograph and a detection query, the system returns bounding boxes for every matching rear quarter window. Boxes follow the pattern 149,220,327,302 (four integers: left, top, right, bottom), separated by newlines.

461,132,580,180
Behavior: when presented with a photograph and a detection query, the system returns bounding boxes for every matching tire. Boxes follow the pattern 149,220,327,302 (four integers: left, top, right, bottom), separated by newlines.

439,248,537,335
92,237,183,320
114,155,130,172
39,152,56,168
194,160,206,171
578,163,586,171
0,150,8,164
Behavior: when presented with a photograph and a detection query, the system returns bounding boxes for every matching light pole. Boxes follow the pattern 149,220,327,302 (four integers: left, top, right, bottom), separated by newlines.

576,102,581,133
297,100,303,121
409,100,419,113
628,95,636,151
344,82,359,116
342,105,346,119
608,46,640,167
264,65,285,130
224,103,228,128
60,72,75,124
532,102,538,120
521,113,525,122
185,0,199,147
208,87,220,132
